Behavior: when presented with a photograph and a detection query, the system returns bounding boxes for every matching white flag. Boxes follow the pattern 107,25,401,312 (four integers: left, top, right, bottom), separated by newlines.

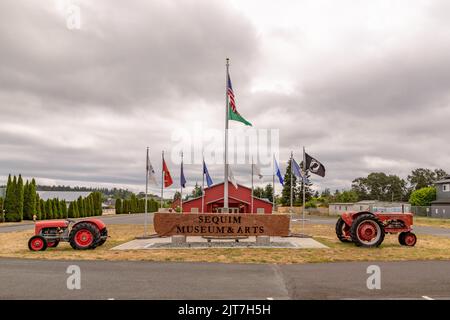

147,155,158,185
228,166,238,189
252,163,263,179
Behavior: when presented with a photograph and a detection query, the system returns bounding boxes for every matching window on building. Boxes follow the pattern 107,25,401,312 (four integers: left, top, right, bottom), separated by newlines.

339,206,341,210
443,184,450,192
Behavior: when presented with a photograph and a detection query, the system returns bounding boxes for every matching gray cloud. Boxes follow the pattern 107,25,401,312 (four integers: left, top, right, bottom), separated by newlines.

1,0,450,197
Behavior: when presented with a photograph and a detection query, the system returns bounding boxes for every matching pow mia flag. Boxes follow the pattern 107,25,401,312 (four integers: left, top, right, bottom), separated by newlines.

305,153,326,177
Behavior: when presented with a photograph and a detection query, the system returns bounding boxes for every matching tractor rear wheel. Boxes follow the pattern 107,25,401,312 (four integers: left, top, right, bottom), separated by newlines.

69,222,100,250
28,235,47,251
399,232,417,247
335,218,352,243
350,214,385,247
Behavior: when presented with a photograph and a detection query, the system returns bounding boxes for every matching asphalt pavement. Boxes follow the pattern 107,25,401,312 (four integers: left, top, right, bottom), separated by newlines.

0,258,449,299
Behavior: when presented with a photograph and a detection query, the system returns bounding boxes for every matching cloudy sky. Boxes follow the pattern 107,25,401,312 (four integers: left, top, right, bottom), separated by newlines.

1,0,450,196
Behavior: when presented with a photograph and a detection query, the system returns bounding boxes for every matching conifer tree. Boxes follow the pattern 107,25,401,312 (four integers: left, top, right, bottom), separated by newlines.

281,160,298,206
16,175,24,220
115,199,122,214
40,199,46,220
46,199,53,219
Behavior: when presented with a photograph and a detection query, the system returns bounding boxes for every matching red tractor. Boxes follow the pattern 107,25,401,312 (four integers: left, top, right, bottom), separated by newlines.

28,219,108,251
335,211,417,247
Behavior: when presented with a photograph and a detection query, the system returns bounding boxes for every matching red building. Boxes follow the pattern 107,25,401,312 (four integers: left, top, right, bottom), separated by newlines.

182,181,273,214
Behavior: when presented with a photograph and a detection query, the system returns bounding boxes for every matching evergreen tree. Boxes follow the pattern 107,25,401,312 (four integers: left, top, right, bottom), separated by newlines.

23,179,37,220
61,200,67,219
191,182,203,198
53,199,59,219
115,199,122,214
40,199,46,220
3,175,13,219
23,180,30,219
264,184,274,203
5,175,21,222
77,197,83,217
88,196,93,216
46,199,53,219
0,197,4,222
16,175,24,220
73,201,79,218
281,159,298,206
35,193,41,220
68,202,74,218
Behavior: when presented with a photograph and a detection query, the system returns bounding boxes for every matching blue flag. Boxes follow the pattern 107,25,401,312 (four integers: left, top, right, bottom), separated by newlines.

274,158,284,186
203,160,213,187
292,158,309,183
180,160,186,188
291,158,302,178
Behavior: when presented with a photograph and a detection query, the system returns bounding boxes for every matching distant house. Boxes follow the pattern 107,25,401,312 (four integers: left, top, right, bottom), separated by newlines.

329,200,411,215
37,191,92,204
431,176,450,218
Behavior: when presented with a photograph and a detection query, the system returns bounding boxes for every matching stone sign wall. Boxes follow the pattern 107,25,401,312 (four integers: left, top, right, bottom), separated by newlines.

153,213,290,237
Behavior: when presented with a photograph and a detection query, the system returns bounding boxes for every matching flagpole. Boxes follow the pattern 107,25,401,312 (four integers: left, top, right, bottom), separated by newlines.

251,156,254,214
202,157,205,214
161,150,164,209
180,151,183,213
224,58,230,213
272,154,275,213
290,151,293,214
144,147,149,237
302,146,306,233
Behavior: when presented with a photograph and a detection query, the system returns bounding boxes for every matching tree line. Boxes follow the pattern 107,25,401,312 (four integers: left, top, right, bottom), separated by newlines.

115,194,159,214
0,174,102,222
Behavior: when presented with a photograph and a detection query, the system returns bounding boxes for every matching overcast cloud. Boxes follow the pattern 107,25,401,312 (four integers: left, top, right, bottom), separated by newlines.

1,0,450,196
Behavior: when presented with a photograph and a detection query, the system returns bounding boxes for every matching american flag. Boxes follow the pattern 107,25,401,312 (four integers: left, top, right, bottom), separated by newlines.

227,72,237,113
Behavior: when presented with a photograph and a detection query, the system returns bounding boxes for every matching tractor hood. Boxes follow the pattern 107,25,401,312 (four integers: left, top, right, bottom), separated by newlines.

35,220,69,234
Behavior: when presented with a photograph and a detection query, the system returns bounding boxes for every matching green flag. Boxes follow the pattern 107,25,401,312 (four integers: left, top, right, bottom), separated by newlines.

227,72,252,126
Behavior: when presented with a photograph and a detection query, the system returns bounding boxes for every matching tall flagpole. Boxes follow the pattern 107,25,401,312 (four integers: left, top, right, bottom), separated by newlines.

290,151,293,214
303,146,306,233
251,156,254,214
144,147,149,237
272,154,275,213
202,156,205,214
161,150,164,209
224,58,230,213
180,151,183,213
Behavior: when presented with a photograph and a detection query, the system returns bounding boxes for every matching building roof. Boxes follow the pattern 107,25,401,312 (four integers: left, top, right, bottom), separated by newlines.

37,191,92,202
435,176,450,184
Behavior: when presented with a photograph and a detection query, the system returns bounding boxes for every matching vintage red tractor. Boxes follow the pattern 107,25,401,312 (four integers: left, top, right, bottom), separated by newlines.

28,219,108,251
335,211,417,247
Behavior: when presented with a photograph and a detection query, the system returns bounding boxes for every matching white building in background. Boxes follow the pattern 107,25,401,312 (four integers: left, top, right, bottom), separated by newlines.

329,200,411,215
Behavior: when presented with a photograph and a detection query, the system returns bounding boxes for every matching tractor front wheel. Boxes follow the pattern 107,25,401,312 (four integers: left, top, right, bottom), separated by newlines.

335,217,352,243
69,223,100,250
28,235,48,251
399,232,417,247
350,214,385,247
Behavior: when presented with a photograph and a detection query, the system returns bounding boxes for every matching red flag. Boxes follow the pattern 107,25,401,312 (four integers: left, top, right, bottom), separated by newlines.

162,158,173,188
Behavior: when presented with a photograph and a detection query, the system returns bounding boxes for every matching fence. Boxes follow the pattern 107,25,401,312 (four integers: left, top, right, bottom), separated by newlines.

410,206,430,217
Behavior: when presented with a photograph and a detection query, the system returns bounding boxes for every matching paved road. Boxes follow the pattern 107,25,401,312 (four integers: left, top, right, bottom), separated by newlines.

0,258,449,299
2,213,450,238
